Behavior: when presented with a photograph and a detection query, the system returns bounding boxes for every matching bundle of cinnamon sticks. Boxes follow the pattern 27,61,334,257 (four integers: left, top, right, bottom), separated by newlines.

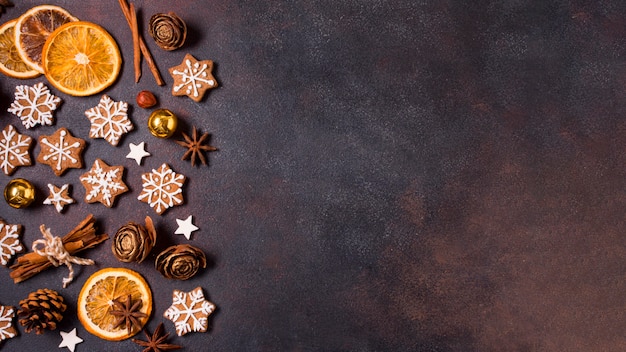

117,0,164,85
10,214,109,284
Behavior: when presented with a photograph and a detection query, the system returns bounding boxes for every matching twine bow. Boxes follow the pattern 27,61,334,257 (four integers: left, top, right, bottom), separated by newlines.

32,225,94,288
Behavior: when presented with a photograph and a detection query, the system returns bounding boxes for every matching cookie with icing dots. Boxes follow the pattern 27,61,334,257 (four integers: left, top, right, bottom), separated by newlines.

37,127,86,176
169,53,217,102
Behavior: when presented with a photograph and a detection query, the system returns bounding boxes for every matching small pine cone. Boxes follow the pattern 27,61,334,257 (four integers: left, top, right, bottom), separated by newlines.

155,244,206,280
112,216,157,263
149,12,187,51
18,289,66,334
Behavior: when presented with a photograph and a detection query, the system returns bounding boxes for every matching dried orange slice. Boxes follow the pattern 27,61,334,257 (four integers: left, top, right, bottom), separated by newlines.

14,5,77,73
41,21,121,97
0,19,40,79
77,268,152,341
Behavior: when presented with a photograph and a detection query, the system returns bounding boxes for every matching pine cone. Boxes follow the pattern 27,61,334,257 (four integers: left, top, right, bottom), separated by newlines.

148,12,187,51
112,216,157,263
155,244,206,280
18,289,66,334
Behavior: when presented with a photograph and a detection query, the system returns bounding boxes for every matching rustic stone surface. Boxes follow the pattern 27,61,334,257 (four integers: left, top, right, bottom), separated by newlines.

2,0,626,351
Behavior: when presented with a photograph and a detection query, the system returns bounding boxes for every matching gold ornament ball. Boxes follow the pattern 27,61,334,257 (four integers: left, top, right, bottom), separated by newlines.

4,178,36,209
148,109,178,138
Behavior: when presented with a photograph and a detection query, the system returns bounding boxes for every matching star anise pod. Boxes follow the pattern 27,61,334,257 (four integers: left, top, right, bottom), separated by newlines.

176,126,217,166
132,322,182,352
110,294,147,335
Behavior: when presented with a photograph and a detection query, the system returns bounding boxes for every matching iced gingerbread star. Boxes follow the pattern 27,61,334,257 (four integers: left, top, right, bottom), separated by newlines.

85,95,134,146
43,184,75,213
8,82,61,129
37,127,86,176
80,159,129,207
164,287,215,336
169,53,218,102
0,124,32,175
138,163,186,215
0,304,16,342
0,219,23,266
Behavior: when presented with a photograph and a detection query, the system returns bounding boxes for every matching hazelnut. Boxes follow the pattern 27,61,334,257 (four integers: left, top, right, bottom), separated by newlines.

136,90,157,109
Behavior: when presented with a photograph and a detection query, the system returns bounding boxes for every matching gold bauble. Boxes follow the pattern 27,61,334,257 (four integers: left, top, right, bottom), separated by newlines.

148,109,178,138
4,178,36,209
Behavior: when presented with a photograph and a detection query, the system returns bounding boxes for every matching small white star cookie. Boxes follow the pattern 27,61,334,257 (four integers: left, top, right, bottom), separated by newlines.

175,215,198,240
59,328,83,352
126,141,150,165
43,184,75,213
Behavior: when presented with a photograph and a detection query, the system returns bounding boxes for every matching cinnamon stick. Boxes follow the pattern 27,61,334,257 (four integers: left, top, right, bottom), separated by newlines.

9,214,109,284
129,3,141,83
117,0,165,86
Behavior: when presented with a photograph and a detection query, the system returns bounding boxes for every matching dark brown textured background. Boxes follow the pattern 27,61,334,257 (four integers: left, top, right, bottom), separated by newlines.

1,0,626,351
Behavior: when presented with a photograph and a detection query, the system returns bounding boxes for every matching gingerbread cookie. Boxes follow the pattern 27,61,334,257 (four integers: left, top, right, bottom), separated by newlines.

169,53,217,102
163,287,215,336
8,82,61,129
80,159,128,207
43,184,75,213
0,304,17,342
138,163,186,215
85,95,134,146
0,219,23,266
0,124,33,175
37,127,86,176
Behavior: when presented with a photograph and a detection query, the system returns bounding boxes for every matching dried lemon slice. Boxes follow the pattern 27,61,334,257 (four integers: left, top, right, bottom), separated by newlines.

77,268,152,341
42,21,122,97
14,4,78,73
0,19,40,79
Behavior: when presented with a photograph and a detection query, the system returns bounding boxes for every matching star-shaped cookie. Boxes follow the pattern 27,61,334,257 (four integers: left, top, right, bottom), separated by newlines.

0,219,23,266
85,95,134,146
138,163,186,215
163,287,215,336
0,124,33,175
59,328,83,352
126,142,150,165
0,304,17,342
43,184,75,213
8,82,61,129
169,53,218,102
37,127,86,176
80,159,129,207
175,215,198,240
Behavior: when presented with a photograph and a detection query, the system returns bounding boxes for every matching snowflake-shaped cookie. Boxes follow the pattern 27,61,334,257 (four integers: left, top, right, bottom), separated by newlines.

0,219,23,266
164,287,215,336
85,95,133,146
8,82,61,129
169,53,218,102
80,159,128,207
138,163,186,215
0,305,16,342
37,128,86,176
43,184,75,213
0,124,32,175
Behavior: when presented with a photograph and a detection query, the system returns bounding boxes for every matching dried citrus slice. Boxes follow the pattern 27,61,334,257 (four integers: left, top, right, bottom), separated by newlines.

0,19,40,79
41,21,121,96
77,267,152,341
14,5,77,73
